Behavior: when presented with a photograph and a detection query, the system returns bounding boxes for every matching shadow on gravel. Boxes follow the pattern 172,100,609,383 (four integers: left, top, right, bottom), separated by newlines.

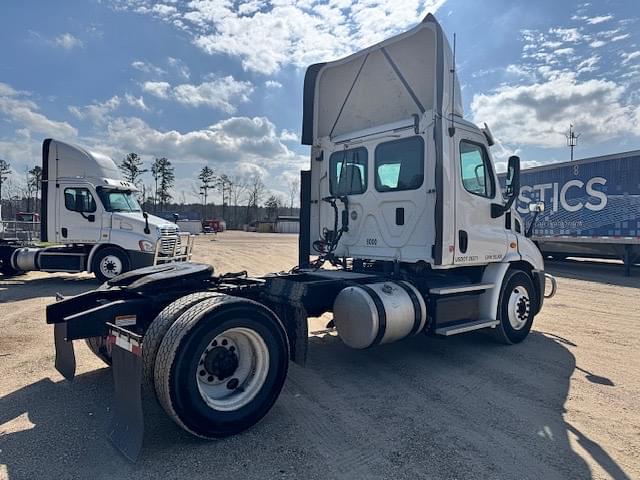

0,331,631,480
0,275,97,303
546,258,640,288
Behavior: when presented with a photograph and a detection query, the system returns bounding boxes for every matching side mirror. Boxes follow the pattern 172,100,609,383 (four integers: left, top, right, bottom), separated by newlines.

491,155,520,218
505,155,521,201
528,201,545,213
87,214,95,222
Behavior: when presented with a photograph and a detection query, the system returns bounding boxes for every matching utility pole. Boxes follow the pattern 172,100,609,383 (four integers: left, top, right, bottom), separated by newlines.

566,124,581,162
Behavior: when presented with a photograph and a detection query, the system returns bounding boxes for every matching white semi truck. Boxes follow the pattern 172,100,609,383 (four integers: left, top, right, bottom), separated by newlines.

0,139,191,282
46,14,555,460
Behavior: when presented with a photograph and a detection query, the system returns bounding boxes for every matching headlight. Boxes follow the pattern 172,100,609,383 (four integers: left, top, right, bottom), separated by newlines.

139,240,155,252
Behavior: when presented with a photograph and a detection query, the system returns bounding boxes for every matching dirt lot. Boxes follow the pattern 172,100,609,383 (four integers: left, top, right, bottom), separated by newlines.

1,231,639,480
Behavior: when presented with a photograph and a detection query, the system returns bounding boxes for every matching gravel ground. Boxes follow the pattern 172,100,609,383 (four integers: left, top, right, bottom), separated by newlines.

0,232,638,480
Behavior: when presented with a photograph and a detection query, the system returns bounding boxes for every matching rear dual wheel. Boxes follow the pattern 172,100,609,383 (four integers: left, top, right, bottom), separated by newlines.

154,296,289,438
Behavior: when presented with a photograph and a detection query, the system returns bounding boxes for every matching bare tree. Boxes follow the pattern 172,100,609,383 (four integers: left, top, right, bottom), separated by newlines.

288,178,299,215
229,175,248,228
245,174,266,223
0,159,11,202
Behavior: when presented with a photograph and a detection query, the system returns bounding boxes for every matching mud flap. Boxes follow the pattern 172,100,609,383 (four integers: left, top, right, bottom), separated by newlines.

106,324,144,462
54,323,76,380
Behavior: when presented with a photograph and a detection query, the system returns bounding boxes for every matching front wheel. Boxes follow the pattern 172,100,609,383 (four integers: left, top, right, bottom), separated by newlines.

494,270,537,344
154,296,289,438
92,247,130,283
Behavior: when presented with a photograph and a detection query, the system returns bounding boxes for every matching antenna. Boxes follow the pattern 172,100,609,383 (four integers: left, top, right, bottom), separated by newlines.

565,124,581,161
448,33,457,137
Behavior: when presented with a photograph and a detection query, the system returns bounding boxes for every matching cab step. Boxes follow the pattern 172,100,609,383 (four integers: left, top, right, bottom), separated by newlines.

435,319,499,336
429,283,494,295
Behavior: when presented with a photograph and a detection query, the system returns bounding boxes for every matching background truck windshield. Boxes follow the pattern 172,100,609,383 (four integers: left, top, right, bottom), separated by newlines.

97,189,142,212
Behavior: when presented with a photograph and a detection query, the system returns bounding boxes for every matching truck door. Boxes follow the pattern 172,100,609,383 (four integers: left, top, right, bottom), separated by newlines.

56,185,102,243
453,132,507,265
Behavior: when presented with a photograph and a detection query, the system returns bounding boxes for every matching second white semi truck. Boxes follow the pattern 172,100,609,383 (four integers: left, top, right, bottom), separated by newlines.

0,139,191,282
46,14,555,460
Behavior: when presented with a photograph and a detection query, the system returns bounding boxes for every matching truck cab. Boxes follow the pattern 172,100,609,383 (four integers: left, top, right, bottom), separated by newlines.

303,14,543,274
0,139,191,281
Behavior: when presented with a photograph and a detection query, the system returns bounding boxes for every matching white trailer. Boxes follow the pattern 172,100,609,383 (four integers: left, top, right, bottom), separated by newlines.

0,139,192,282
47,14,555,460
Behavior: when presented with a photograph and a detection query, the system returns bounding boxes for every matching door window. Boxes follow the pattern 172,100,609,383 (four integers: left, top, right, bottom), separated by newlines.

375,136,424,192
330,147,367,196
64,188,96,213
459,141,495,198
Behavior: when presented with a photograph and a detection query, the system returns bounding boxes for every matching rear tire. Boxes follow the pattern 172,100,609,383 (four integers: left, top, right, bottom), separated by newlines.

85,336,113,365
154,296,289,438
143,292,223,392
494,269,537,345
93,247,130,283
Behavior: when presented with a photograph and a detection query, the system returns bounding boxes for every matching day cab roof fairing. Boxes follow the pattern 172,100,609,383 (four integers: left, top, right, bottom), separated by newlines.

301,14,461,265
301,13,462,147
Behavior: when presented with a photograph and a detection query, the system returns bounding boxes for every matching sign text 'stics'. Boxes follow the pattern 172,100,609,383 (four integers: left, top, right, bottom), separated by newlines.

517,177,607,214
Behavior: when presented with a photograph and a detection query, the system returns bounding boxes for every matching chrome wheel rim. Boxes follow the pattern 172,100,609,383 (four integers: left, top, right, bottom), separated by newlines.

100,255,123,278
507,285,531,330
196,327,269,411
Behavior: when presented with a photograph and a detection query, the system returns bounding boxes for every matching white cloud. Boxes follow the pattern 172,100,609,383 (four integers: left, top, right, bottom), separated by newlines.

118,0,447,74
611,33,630,42
279,129,298,142
265,80,283,89
548,27,583,43
471,72,640,148
586,14,613,25
167,57,190,79
621,51,640,65
69,95,121,124
54,33,83,50
124,94,148,111
142,81,171,98
589,40,606,48
0,83,77,138
132,60,167,76
98,115,306,173
144,76,253,113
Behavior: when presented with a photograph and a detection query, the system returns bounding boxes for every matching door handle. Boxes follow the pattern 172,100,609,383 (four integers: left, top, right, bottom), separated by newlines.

458,230,468,253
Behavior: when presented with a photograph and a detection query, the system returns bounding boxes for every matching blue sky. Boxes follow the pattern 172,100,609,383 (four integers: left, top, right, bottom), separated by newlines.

0,0,639,203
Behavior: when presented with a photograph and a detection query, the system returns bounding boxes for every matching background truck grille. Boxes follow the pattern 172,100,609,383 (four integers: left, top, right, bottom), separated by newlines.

159,226,180,255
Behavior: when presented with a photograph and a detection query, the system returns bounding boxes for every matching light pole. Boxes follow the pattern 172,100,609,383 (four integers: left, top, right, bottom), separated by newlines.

566,124,581,162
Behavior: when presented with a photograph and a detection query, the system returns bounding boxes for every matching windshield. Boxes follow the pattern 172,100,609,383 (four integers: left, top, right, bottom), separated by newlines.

97,188,142,212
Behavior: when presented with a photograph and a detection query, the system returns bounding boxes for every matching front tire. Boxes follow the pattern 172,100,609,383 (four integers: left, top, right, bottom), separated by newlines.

494,269,537,344
93,247,130,283
154,296,289,438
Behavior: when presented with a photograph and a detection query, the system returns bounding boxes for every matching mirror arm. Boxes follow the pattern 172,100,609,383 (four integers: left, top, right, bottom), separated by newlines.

526,211,539,238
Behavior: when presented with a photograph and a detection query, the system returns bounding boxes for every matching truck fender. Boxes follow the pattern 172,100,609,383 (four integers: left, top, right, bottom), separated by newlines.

86,244,103,273
478,262,510,321
87,243,129,274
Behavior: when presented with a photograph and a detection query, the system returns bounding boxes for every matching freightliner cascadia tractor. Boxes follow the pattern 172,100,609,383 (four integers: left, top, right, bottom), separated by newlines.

0,139,192,282
46,14,555,460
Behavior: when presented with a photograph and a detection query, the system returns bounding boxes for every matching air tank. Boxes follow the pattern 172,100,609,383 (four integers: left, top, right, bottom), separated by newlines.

333,281,427,349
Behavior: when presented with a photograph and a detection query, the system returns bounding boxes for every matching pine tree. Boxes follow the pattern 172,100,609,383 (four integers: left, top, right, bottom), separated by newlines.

119,153,147,186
